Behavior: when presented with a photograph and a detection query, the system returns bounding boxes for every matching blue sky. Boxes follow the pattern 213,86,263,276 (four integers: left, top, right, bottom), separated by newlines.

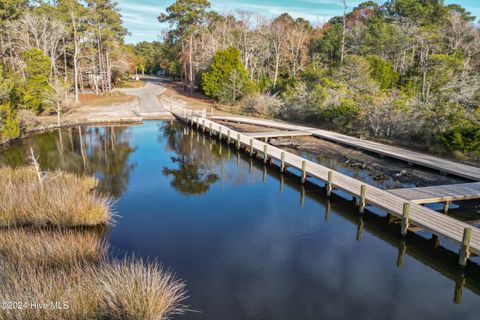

118,0,480,43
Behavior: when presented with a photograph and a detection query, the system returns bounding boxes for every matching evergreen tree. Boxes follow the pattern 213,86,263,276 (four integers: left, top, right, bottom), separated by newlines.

201,47,253,104
21,48,51,114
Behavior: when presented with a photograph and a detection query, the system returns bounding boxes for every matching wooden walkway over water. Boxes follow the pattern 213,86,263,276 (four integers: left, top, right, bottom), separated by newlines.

212,116,480,182
389,183,480,204
178,113,480,266
245,130,312,139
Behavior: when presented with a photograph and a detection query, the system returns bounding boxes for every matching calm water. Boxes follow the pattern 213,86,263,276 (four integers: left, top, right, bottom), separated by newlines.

1,121,480,320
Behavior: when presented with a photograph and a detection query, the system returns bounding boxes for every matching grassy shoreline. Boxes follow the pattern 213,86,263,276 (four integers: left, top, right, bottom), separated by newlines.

0,166,188,319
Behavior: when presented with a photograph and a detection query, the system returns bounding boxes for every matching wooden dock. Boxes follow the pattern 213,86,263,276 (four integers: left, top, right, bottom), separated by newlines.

244,130,312,139
179,114,480,265
213,116,480,182
389,183,480,204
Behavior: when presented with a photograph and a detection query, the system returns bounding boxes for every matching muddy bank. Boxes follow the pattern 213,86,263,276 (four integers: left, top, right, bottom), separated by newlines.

221,121,467,188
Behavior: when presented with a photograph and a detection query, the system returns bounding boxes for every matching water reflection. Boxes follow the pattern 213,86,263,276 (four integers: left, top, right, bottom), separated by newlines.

0,126,136,197
161,122,219,195
1,121,480,319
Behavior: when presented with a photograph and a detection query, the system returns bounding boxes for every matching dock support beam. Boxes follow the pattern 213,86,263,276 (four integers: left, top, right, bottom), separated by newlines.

196,118,199,129
263,144,268,164
301,161,307,184
202,120,205,133
280,152,285,173
209,123,212,136
326,171,333,197
459,227,472,267
236,134,240,150
227,130,230,144
359,185,366,213
250,139,254,157
401,203,410,237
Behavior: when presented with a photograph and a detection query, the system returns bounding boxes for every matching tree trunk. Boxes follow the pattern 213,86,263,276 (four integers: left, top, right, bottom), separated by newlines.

340,0,347,63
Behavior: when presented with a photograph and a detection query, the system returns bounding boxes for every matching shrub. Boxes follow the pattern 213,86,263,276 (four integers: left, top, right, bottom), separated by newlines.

239,93,283,116
440,125,480,155
202,47,255,104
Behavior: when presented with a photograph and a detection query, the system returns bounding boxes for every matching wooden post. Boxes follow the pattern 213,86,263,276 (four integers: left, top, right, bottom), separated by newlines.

443,201,450,214
280,152,285,173
301,161,307,183
218,127,222,140
196,118,199,129
263,144,268,164
236,134,240,149
209,123,212,136
202,120,206,133
227,130,231,144
401,203,410,237
459,227,472,267
326,171,333,197
250,139,254,157
359,185,366,213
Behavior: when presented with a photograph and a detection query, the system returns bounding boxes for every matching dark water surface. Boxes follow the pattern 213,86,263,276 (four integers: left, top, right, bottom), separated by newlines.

1,121,480,320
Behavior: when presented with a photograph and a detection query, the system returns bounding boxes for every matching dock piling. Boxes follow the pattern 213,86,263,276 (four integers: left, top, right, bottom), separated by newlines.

250,139,254,157
359,185,366,213
209,123,213,136
301,161,307,183
236,134,240,149
401,203,410,237
280,152,285,173
264,144,268,164
459,227,472,267
327,171,333,197
227,130,231,143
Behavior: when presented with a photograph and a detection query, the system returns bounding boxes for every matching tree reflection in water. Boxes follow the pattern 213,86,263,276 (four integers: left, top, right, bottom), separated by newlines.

0,126,136,198
161,121,219,195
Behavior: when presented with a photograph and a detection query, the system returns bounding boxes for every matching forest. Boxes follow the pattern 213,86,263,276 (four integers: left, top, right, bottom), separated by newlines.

136,0,480,157
0,0,142,141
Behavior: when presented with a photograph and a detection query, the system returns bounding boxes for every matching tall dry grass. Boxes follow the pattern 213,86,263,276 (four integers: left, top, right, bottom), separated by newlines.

0,228,108,268
0,166,188,319
0,259,188,320
0,166,113,227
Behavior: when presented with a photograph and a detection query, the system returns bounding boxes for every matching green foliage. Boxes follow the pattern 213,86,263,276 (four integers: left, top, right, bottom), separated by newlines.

158,0,211,39
201,47,254,104
440,125,480,155
386,0,447,25
367,55,399,89
21,48,51,114
0,65,20,141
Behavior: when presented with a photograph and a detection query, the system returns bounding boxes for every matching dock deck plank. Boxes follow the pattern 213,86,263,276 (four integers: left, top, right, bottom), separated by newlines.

389,183,480,204
183,115,480,258
212,116,480,182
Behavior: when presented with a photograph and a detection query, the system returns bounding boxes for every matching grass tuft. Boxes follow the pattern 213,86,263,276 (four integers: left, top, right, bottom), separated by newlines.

0,166,113,227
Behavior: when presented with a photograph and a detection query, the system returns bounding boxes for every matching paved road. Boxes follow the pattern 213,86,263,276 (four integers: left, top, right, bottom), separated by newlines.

117,77,172,119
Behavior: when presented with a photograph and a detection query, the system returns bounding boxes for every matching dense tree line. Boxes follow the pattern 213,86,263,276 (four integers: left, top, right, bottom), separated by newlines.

0,0,139,141
141,0,479,156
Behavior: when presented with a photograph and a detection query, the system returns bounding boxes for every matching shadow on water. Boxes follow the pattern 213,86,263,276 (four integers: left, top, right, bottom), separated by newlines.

178,123,480,304
1,121,480,319
0,126,137,198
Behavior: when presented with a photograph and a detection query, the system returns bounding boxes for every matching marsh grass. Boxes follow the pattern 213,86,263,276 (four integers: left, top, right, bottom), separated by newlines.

0,229,188,320
0,166,113,227
0,228,108,268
